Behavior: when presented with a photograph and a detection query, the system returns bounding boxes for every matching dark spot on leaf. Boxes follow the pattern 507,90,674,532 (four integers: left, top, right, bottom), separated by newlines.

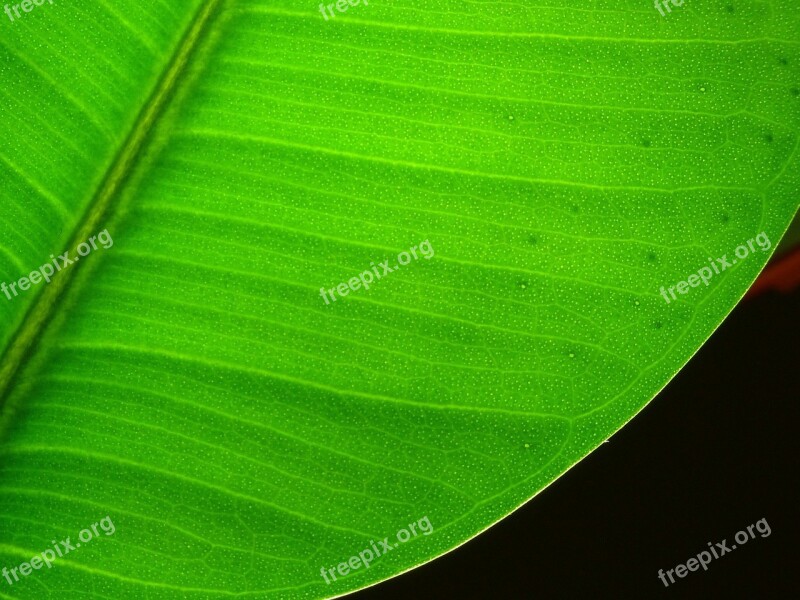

765,132,774,143
721,213,730,224
647,251,658,263
653,321,663,330
528,235,538,245
517,280,529,290
642,138,651,148
571,205,580,214
726,4,735,13
779,57,789,66
791,88,800,97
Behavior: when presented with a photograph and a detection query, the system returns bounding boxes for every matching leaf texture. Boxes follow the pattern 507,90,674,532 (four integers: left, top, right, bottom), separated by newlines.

0,1,798,598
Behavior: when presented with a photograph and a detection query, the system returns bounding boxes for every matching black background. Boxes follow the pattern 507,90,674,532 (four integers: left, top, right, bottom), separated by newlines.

354,287,799,599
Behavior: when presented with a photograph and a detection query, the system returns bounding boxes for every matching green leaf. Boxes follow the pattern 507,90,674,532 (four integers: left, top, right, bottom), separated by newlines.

0,1,798,598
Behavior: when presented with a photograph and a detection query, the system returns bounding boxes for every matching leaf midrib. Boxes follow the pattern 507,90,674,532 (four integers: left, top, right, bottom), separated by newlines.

0,0,226,440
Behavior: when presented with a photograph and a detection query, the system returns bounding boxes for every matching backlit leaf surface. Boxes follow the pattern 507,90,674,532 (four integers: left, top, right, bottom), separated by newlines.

0,1,798,598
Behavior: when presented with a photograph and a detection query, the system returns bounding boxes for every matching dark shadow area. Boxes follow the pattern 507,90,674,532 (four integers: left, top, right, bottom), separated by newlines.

354,287,799,599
